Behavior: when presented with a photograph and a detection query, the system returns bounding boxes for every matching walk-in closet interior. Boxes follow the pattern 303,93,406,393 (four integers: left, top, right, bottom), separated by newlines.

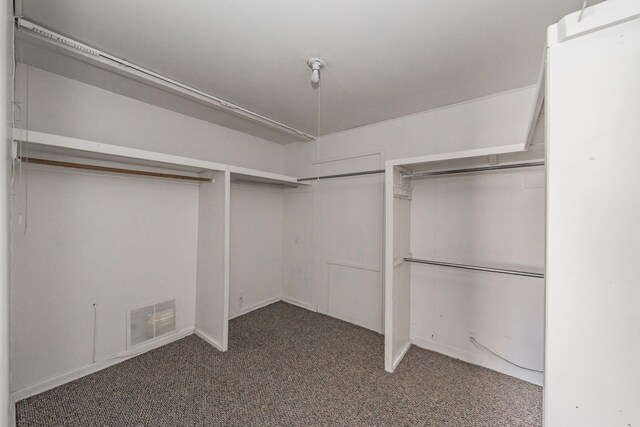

1,1,639,426
385,145,546,385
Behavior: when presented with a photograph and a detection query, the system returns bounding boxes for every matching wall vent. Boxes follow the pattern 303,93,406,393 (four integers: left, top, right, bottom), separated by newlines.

128,299,176,348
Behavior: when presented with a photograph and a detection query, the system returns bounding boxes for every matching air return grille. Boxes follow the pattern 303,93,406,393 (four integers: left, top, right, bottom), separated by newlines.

128,299,176,348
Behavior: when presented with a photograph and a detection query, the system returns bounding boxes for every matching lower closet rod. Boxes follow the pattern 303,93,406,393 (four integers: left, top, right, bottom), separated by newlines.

404,258,544,279
19,157,212,182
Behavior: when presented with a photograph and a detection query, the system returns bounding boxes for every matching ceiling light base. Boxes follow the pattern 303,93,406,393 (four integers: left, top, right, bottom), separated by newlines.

307,58,325,83
307,58,326,71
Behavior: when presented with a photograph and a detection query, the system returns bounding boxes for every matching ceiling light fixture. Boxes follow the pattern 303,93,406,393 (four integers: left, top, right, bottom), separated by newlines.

307,58,325,84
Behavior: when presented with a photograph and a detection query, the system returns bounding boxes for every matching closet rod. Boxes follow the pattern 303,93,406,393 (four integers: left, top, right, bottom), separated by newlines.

297,161,544,182
19,157,212,182
298,169,385,182
404,258,545,279
403,161,544,179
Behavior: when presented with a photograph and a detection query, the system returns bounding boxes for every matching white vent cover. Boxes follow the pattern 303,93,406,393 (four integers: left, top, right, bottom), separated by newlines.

128,299,176,348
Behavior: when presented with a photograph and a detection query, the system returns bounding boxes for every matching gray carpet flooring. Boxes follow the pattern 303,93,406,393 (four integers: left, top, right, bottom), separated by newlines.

16,302,542,426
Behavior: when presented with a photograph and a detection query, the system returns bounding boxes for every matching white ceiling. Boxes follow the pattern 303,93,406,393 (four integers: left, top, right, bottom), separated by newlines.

20,0,593,141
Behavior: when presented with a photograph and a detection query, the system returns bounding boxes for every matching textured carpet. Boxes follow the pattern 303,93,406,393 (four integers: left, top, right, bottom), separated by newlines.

16,302,542,426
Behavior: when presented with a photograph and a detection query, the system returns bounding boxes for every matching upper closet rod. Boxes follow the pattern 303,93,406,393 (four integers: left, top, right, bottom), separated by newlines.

19,157,212,182
16,18,315,141
403,161,544,179
298,169,385,182
404,258,544,279
298,161,544,182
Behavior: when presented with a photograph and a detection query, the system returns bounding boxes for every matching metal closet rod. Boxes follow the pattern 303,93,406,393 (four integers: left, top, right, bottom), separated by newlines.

297,161,544,182
19,157,212,182
298,169,385,182
404,258,544,279
16,18,316,141
403,161,545,178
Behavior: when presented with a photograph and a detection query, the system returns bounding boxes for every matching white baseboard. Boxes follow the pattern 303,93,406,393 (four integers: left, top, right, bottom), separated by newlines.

12,327,194,402
281,296,317,312
410,335,543,386
392,340,412,372
228,296,280,320
228,296,317,321
194,328,224,351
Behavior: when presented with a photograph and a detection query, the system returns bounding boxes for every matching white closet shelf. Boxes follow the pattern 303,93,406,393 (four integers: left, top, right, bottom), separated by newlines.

229,167,304,187
387,143,544,173
12,129,306,187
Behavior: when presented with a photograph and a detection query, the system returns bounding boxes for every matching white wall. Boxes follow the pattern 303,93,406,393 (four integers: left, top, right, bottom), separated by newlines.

15,64,285,174
409,168,545,384
283,152,385,330
314,174,384,332
283,85,544,378
1,1,11,424
282,187,313,309
282,172,384,332
11,165,199,393
545,5,640,426
284,86,538,177
229,183,284,319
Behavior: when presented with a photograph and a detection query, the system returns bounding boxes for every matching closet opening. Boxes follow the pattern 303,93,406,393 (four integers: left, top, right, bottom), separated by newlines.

385,146,546,388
